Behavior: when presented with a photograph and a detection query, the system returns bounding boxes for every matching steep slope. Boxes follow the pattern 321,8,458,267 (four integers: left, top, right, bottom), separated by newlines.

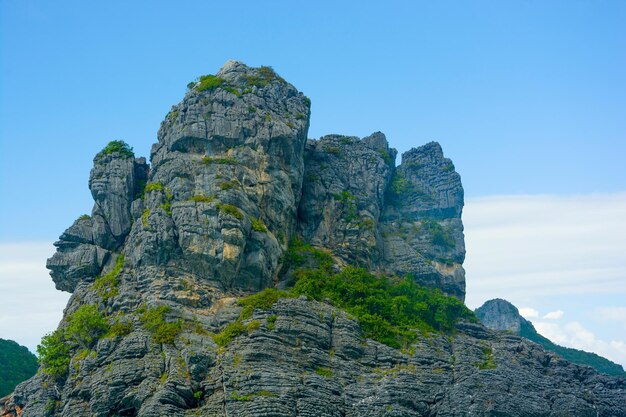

476,298,626,377
0,339,38,398
2,62,625,417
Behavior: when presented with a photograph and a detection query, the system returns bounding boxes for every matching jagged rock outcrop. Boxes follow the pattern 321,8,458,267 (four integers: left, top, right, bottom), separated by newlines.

47,150,148,292
3,62,625,417
477,298,626,377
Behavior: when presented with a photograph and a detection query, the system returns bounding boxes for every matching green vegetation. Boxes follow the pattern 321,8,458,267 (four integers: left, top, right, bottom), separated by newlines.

295,112,305,119
266,315,277,330
291,267,476,349
98,140,134,159
196,74,225,92
323,146,341,156
217,203,244,220
377,149,392,165
189,194,215,203
315,367,334,378
231,238,475,351
139,306,182,344
476,345,497,370
201,155,237,165
224,86,242,97
281,238,334,272
142,209,151,228
243,66,285,88
144,182,164,194
212,320,260,347
93,254,124,301
37,305,108,377
386,172,413,202
0,339,38,397
65,305,109,348
421,220,455,249
239,288,291,313
332,191,357,222
219,180,239,191
37,330,71,378
159,202,172,215
107,320,133,338
230,393,252,402
250,218,268,233
248,106,257,113
78,214,91,221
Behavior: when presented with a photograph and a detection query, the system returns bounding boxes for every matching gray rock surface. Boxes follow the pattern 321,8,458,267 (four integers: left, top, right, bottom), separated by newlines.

3,62,625,417
475,298,528,333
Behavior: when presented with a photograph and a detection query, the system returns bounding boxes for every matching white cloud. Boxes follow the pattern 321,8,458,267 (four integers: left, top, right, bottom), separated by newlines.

0,242,70,353
519,307,539,319
534,320,626,368
543,310,564,320
596,307,626,323
464,192,626,304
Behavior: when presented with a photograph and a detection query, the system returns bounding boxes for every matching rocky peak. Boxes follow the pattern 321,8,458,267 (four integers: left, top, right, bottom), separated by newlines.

475,298,529,333
6,62,625,417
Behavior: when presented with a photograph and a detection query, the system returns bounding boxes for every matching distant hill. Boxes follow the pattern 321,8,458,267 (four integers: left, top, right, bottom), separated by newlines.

476,299,626,377
0,339,38,397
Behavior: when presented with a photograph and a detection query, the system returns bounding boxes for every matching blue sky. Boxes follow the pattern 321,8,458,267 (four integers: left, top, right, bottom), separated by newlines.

1,1,625,366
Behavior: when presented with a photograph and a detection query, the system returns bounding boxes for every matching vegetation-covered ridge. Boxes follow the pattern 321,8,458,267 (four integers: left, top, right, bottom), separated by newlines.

216,239,477,350
0,339,38,397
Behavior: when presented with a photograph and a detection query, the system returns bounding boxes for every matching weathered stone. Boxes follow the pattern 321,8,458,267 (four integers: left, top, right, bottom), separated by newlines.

5,62,625,417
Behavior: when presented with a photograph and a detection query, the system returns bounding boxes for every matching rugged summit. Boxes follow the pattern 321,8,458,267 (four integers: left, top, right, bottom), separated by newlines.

477,298,626,377
3,62,625,417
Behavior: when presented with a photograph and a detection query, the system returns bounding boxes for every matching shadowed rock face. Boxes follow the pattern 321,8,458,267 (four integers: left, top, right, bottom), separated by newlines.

4,62,625,417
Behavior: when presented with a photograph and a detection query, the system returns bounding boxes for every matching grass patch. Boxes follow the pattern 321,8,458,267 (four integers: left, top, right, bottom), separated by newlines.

78,214,91,221
65,305,109,349
243,66,285,88
107,320,133,338
93,254,124,301
144,182,164,194
142,209,151,228
476,345,497,370
315,367,333,378
196,74,225,92
250,218,267,233
139,306,182,344
201,156,237,165
98,140,134,159
189,194,215,203
217,203,244,220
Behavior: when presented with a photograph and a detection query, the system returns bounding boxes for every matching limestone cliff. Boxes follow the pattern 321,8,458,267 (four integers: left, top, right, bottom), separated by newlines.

2,62,625,417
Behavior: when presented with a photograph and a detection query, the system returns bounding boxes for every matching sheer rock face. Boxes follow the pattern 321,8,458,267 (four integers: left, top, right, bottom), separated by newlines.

126,61,310,291
5,62,626,417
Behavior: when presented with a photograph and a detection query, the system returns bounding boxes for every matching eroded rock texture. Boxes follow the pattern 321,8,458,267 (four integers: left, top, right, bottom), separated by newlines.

4,62,625,417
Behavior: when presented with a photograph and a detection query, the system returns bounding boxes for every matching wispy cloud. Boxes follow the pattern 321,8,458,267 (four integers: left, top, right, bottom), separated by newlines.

519,307,539,319
0,242,70,352
543,310,564,320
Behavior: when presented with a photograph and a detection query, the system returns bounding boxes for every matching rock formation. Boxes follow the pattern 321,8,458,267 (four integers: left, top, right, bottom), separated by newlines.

2,62,625,417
